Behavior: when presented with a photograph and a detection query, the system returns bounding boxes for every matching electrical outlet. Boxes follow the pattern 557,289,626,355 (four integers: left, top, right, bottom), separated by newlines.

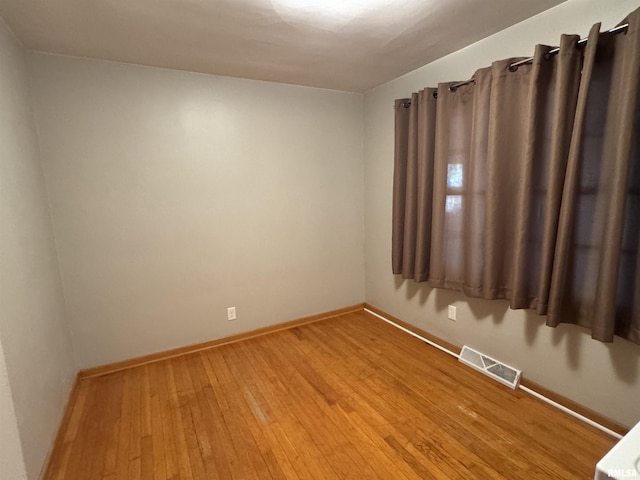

448,305,457,321
227,307,236,321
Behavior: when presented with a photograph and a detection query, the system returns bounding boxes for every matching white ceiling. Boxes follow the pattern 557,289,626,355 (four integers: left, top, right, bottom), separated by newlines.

0,0,564,92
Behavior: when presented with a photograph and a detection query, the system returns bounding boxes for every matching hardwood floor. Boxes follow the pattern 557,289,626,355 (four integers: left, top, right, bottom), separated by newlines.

45,311,616,479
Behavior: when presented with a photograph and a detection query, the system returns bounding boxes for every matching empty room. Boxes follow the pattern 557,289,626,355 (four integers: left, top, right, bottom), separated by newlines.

1,0,639,478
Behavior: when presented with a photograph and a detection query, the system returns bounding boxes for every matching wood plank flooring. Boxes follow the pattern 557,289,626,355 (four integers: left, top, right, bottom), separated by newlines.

45,311,616,479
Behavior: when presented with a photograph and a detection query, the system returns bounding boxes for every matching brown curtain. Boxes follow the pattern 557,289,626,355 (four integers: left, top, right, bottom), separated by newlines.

392,89,437,282
392,8,640,344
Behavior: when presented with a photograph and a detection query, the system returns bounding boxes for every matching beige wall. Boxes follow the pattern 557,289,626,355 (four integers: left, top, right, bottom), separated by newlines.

0,19,76,480
0,342,26,480
363,0,640,428
30,54,365,368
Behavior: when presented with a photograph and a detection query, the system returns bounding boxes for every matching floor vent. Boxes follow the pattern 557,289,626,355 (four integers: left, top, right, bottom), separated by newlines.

458,346,521,390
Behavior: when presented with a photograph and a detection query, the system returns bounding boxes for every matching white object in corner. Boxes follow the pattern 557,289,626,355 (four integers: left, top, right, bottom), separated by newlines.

595,420,640,480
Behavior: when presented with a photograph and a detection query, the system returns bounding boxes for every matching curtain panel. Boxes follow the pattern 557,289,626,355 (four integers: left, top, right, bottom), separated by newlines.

392,8,640,344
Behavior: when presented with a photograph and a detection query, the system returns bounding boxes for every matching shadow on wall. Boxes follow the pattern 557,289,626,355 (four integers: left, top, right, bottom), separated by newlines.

393,275,639,386
607,340,639,385
523,308,640,385
524,311,584,370
395,275,430,305
393,275,507,323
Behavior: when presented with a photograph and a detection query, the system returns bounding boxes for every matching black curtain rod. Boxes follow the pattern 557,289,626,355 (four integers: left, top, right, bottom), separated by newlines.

448,22,629,92
398,21,630,108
